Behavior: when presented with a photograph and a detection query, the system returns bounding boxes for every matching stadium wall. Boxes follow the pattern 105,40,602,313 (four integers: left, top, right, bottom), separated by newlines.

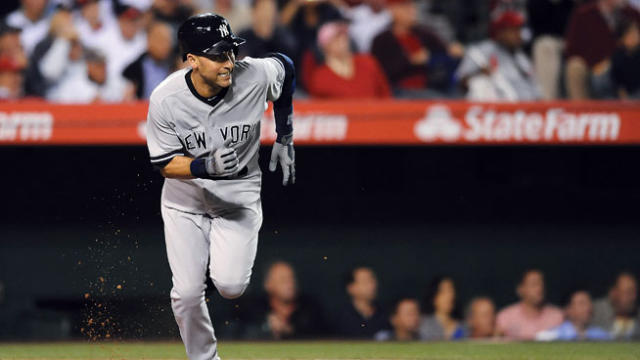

1,144,639,340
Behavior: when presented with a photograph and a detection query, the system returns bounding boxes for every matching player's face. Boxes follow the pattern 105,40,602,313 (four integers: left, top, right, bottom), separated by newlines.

194,51,236,89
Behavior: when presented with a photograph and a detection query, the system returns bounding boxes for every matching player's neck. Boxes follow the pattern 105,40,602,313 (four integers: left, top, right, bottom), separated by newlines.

190,70,223,99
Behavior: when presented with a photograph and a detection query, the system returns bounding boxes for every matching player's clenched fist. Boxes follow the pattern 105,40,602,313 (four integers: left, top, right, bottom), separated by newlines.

269,133,295,186
206,138,239,176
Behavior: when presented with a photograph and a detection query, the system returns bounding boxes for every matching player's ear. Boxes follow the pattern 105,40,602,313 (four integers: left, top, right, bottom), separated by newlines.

187,54,198,69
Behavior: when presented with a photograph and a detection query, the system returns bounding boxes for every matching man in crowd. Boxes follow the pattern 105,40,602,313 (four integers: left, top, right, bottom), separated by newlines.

346,0,391,53
73,0,117,50
244,261,324,339
0,54,25,99
375,298,421,341
536,290,610,341
456,9,540,101
335,266,389,338
95,3,146,92
611,18,640,98
564,0,640,99
26,7,122,102
237,0,296,59
592,272,639,340
5,0,51,56
122,21,174,99
527,0,578,99
464,297,496,339
0,21,27,70
495,269,563,340
371,0,449,97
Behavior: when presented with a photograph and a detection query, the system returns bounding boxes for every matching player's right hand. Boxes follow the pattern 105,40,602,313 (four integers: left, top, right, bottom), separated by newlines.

205,138,239,176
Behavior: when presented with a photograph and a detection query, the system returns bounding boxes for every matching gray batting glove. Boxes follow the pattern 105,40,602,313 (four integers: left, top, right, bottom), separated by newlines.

206,137,239,176
269,133,295,186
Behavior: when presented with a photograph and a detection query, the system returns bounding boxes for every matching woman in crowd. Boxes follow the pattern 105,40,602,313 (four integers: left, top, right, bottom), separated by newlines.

304,21,391,98
420,275,465,341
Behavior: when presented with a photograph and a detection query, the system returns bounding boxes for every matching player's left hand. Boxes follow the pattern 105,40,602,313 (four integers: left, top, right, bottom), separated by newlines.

269,133,295,186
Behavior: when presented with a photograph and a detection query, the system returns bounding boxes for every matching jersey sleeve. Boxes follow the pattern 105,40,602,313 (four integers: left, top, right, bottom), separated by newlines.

261,57,286,102
455,45,486,81
146,99,185,167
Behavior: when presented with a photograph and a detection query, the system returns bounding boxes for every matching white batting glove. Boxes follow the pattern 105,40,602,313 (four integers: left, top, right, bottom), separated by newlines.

269,133,295,186
206,137,239,177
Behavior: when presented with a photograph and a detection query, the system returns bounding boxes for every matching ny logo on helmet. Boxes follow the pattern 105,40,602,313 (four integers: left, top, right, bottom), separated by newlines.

218,24,229,37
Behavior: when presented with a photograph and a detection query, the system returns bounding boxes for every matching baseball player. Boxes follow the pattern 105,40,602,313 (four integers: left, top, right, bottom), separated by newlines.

145,13,295,360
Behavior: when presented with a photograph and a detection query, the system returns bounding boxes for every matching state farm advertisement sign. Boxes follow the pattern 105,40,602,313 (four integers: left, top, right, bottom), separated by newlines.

0,100,639,146
414,105,621,144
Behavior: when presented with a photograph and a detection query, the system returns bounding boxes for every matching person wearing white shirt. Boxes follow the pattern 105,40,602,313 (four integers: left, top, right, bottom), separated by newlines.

92,3,146,92
5,0,53,56
72,0,118,49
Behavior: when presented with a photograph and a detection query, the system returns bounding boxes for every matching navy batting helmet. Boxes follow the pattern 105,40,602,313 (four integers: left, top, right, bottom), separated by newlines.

177,13,246,61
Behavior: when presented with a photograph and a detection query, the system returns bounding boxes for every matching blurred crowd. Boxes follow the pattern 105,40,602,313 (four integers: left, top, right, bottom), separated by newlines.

232,264,640,341
0,0,639,102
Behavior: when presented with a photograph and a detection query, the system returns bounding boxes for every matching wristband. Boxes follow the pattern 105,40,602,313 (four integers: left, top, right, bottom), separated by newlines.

190,158,209,178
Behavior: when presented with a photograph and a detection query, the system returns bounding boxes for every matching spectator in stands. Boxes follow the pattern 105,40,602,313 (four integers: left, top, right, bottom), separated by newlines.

279,0,344,86
456,9,540,101
371,0,451,98
375,298,421,341
244,261,324,339
237,0,296,59
611,19,640,99
536,290,611,341
96,3,146,88
0,55,25,99
28,8,124,102
305,21,391,98
210,0,252,33
564,0,640,99
122,21,174,99
335,266,389,338
464,297,496,339
72,0,117,50
151,0,194,30
25,6,83,98
415,0,465,58
527,0,578,100
5,0,51,56
495,269,563,340
592,272,640,340
0,22,27,71
345,0,391,53
419,276,464,340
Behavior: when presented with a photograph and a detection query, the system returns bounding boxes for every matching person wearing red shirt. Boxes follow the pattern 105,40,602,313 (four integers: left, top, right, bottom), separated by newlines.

306,21,391,99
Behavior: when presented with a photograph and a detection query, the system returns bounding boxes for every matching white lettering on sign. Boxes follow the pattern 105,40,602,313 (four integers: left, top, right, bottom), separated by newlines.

0,112,53,141
415,105,620,143
261,113,348,142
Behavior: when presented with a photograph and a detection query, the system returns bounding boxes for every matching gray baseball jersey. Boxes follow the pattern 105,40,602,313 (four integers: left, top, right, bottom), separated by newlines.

146,57,285,214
